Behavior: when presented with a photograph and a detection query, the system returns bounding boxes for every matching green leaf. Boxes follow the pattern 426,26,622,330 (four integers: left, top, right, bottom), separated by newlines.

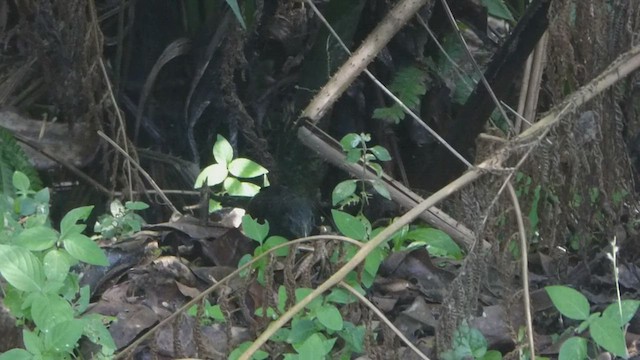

590,316,627,357
15,226,58,251
558,336,587,360
602,300,640,326
340,133,361,151
405,228,463,259
316,304,343,331
293,333,328,360
82,314,116,356
0,244,44,292
43,249,71,283
369,163,383,177
59,206,93,238
12,171,31,193
326,288,356,305
363,246,384,288
371,180,391,200
263,236,289,257
369,145,391,161
339,322,365,353
288,318,318,344
31,293,73,331
0,348,33,360
213,135,234,165
22,329,43,355
545,286,590,320
345,149,361,163
480,350,503,360
229,341,269,360
295,288,323,310
44,319,84,354
63,233,108,266
228,158,269,178
194,163,229,188
372,106,404,124
331,210,367,241
332,180,357,206
225,0,247,30
124,201,149,211
242,215,269,244
480,0,515,21
223,177,261,197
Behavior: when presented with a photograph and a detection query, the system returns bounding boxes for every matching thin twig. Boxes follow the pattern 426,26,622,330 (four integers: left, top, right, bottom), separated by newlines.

97,130,180,215
506,182,535,359
115,235,363,359
340,281,431,360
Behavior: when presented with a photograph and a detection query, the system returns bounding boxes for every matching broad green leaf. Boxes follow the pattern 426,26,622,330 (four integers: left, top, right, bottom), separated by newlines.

332,180,357,206
225,0,247,30
0,244,44,292
545,286,590,320
22,329,43,355
34,187,50,204
293,333,327,360
340,133,361,151
223,177,261,197
43,249,71,283
406,228,463,259
316,304,343,331
331,210,367,241
44,319,84,354
326,288,356,304
295,288,323,311
194,163,229,188
213,135,234,165
602,300,640,326
242,215,269,244
369,145,391,161
481,0,515,21
346,149,361,163
59,206,93,238
558,336,587,360
590,316,627,357
277,285,288,313
369,163,383,177
363,246,384,288
481,350,503,360
0,348,33,360
12,171,31,193
125,201,149,211
288,318,317,344
31,293,73,331
339,322,365,353
15,226,58,251
82,314,116,355
371,180,391,200
228,158,269,178
264,236,289,257
63,233,108,266
109,199,125,217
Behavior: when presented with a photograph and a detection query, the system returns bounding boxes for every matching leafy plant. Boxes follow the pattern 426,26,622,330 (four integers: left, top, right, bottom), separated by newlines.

390,224,463,259
440,321,502,360
0,171,115,360
230,285,365,360
94,199,148,239
238,214,289,285
195,135,269,212
333,133,391,214
372,65,428,124
545,285,640,359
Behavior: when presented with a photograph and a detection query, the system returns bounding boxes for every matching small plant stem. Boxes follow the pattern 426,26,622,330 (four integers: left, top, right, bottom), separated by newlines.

114,235,362,359
507,182,536,359
340,281,431,360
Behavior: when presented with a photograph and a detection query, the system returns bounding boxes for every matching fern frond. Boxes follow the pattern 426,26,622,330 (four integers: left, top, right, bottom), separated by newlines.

0,127,42,192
